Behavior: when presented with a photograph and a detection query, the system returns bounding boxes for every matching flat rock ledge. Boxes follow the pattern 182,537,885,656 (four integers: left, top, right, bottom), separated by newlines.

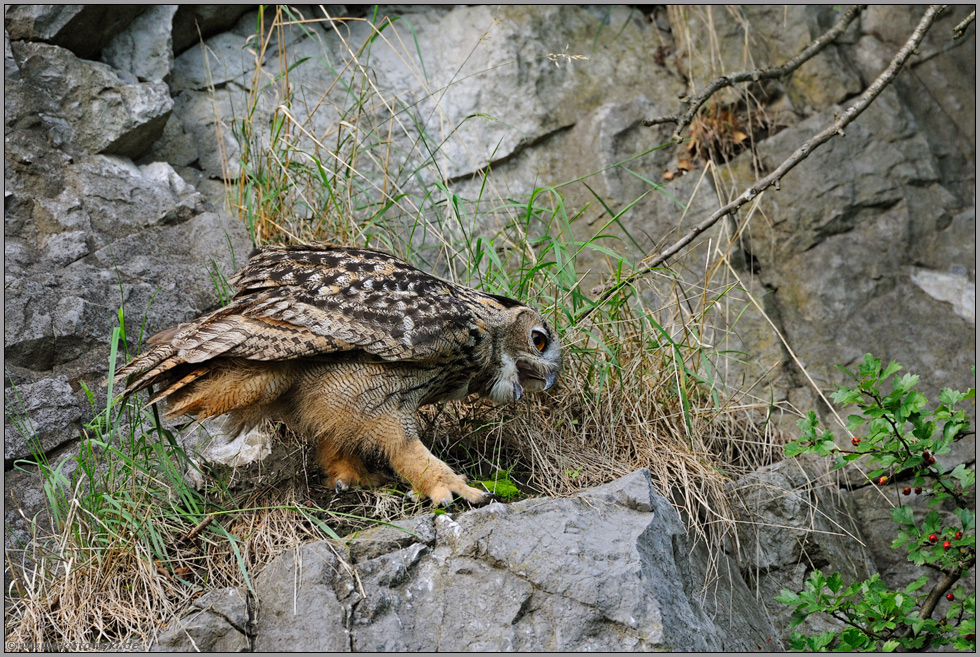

153,469,781,652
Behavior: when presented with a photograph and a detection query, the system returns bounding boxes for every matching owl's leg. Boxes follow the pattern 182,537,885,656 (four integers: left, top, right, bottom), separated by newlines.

316,439,385,492
378,417,486,507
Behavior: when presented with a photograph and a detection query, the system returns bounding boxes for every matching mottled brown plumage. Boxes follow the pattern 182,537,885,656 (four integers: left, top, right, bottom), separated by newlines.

116,243,562,506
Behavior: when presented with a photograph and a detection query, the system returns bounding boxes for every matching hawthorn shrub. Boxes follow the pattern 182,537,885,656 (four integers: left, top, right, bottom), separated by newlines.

777,354,975,651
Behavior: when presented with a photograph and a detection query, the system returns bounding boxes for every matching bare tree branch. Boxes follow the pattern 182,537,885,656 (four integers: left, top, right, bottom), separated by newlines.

918,560,973,623
953,10,975,39
644,5,866,141
894,555,976,651
579,5,948,325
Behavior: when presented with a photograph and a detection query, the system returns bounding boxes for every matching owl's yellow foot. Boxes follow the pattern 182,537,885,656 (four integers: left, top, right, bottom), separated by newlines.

409,476,487,507
322,471,387,493
389,440,487,507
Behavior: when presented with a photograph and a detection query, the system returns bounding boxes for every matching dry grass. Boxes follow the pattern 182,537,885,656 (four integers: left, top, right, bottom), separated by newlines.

4,434,405,651
5,6,802,650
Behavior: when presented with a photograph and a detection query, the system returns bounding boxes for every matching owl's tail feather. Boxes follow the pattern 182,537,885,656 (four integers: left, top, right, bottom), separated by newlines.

146,366,211,407
113,345,186,395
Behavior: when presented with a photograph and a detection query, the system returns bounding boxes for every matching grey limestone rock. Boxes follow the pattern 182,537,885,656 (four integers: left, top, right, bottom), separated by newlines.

171,5,254,56
101,5,179,83
244,469,782,652
10,41,172,158
728,457,879,643
3,377,84,465
252,541,351,652
152,587,250,652
4,5,145,59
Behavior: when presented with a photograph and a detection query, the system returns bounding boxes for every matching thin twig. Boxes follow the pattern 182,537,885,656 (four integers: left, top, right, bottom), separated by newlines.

644,5,865,140
579,5,947,325
952,10,975,39
184,514,217,542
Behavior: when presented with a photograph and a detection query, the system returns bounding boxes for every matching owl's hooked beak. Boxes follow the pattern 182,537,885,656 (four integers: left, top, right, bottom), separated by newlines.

543,370,557,391
516,362,558,394
510,370,555,403
490,353,560,405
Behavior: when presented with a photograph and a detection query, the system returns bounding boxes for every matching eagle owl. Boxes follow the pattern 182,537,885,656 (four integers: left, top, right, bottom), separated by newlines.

116,243,562,506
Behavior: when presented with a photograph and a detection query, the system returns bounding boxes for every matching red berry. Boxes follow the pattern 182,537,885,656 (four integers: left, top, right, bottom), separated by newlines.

955,531,963,540
966,633,975,642
915,487,922,494
947,592,955,601
878,475,888,485
928,456,936,465
922,450,930,458
943,540,952,550
851,437,860,446
929,534,938,543
902,487,911,496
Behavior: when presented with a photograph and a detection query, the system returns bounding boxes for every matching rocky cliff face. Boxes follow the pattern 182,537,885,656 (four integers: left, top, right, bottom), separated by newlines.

3,4,975,650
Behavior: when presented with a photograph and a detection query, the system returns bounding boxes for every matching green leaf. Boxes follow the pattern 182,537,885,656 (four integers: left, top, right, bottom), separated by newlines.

783,441,808,457
953,506,975,530
826,572,844,593
904,576,928,594
832,386,863,406
894,372,920,393
881,360,902,380
938,387,967,405
776,589,802,605
858,353,881,379
811,630,836,650
949,464,975,488
943,419,967,443
788,632,809,651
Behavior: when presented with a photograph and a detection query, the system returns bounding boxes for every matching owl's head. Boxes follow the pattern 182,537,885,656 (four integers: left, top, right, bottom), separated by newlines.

489,305,562,404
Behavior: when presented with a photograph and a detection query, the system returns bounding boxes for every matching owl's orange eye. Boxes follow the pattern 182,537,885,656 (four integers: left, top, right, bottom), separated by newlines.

531,330,548,352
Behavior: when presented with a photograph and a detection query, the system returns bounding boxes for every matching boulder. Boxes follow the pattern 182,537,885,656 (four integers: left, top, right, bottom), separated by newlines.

171,5,253,56
10,41,171,159
723,97,975,421
152,587,251,652
670,5,862,111
3,156,248,383
252,542,352,651
101,5,179,83
728,457,878,642
3,377,84,465
241,470,783,651
4,5,145,59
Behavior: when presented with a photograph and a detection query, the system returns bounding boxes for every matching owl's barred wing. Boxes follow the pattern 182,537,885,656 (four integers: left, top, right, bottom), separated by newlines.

117,244,499,394
224,244,479,361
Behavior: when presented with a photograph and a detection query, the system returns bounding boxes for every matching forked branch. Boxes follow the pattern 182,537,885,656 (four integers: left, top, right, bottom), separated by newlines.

578,5,948,325
645,5,865,141
953,9,975,39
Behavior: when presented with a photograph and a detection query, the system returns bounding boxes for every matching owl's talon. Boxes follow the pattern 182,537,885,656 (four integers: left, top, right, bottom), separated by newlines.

334,480,348,493
430,488,454,508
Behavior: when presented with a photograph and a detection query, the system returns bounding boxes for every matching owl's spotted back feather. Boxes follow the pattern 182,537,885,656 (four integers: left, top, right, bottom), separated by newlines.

116,243,562,506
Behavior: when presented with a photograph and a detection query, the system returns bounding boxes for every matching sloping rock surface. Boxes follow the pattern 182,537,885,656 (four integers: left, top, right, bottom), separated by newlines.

153,470,783,651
